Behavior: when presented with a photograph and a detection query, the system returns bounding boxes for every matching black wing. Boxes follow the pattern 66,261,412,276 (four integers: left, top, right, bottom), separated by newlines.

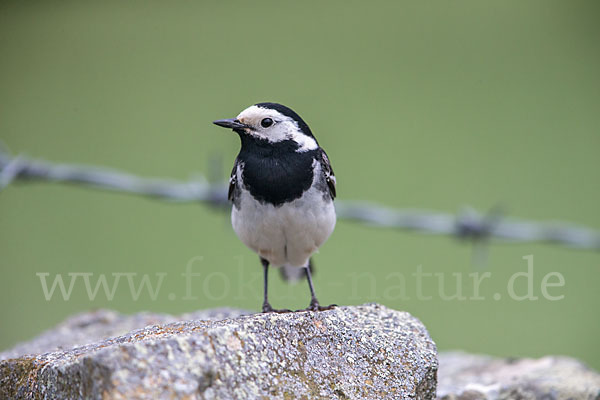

228,158,239,203
319,148,336,199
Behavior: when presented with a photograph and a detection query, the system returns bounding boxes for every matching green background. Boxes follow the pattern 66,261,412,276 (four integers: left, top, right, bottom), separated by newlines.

1,1,599,370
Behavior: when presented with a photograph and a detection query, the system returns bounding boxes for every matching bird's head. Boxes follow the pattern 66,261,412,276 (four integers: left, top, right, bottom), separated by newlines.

213,102,318,151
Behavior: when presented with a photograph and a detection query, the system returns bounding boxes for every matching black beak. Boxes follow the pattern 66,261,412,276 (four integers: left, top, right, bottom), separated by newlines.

212,118,249,130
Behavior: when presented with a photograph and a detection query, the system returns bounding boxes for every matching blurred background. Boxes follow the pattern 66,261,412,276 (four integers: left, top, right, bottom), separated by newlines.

1,1,599,369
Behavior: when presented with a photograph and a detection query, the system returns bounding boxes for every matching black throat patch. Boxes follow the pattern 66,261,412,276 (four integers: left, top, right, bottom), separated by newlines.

237,136,317,206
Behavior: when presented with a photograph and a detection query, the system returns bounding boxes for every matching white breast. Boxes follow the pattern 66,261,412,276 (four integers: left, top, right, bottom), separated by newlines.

231,163,336,268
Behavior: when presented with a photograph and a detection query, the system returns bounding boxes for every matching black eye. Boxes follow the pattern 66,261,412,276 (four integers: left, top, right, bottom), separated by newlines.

260,118,273,128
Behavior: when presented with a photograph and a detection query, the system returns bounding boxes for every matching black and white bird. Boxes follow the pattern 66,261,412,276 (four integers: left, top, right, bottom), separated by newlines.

213,102,337,312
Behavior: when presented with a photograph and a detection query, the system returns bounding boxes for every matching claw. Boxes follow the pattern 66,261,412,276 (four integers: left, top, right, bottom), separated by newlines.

297,301,337,312
262,303,293,313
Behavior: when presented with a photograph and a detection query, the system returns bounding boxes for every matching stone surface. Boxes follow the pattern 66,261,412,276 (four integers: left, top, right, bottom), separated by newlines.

0,308,249,361
437,351,600,400
0,304,438,399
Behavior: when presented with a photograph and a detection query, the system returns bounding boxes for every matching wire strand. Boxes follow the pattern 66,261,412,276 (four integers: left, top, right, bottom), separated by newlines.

1,149,598,250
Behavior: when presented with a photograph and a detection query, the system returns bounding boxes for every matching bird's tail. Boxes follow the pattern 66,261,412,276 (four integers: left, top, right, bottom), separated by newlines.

279,258,315,283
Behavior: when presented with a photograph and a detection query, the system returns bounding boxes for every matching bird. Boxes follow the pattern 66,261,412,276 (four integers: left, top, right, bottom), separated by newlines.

213,102,337,312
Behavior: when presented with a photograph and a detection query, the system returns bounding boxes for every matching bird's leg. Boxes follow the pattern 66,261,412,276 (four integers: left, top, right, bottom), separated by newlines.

260,257,291,313
261,257,271,312
301,259,336,312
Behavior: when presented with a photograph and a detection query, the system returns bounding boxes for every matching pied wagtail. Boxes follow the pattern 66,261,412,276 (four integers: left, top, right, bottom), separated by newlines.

213,102,336,312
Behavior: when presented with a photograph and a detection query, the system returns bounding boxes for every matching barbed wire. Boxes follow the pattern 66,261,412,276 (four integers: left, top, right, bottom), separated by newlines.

1,147,599,251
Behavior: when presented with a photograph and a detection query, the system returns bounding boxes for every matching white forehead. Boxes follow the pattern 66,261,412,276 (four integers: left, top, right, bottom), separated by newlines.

236,105,287,123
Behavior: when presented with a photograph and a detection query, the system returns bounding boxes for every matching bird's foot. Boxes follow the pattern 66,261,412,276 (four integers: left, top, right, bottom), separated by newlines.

297,300,337,312
262,302,292,313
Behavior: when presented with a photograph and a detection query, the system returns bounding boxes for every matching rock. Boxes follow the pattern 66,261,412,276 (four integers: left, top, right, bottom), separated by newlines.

0,308,250,361
0,304,438,399
437,351,600,400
